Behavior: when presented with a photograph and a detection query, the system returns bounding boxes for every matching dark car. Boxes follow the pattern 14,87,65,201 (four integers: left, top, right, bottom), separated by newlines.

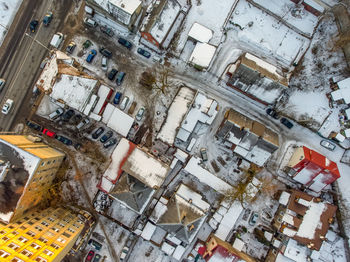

43,12,53,26
280,117,293,129
100,25,114,37
83,39,92,49
92,127,105,139
137,48,151,58
99,47,112,58
29,20,39,32
88,239,102,250
116,72,125,86
103,138,117,148
62,109,75,121
86,49,97,63
113,92,122,104
249,212,259,226
93,254,102,262
66,41,76,54
108,69,118,81
118,38,132,49
100,131,113,143
266,108,279,119
85,250,95,262
26,121,42,131
56,135,73,145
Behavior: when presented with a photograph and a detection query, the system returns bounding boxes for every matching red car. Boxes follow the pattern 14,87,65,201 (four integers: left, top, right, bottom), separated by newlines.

86,250,95,262
42,128,56,138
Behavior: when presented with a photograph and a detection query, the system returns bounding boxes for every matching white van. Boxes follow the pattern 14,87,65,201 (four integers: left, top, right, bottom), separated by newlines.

50,32,64,48
84,17,97,27
2,99,13,115
186,138,197,152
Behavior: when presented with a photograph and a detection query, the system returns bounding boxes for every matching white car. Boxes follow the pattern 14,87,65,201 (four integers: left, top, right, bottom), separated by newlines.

320,140,336,151
101,57,108,71
2,99,13,115
120,246,129,261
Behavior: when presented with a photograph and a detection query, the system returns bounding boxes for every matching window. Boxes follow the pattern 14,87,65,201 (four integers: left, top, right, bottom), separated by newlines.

63,232,71,238
35,226,43,232
23,217,29,221
73,223,80,228
57,237,66,244
47,217,55,222
1,236,9,241
30,242,41,250
0,230,6,235
21,249,33,257
67,228,75,233
58,222,65,227
41,221,49,227
28,221,34,225
51,227,59,233
18,236,28,243
11,231,18,236
38,237,48,243
43,249,54,256
47,161,51,165
0,249,10,258
8,225,14,229
8,242,20,250
26,231,36,237
53,160,56,163
34,217,40,221
15,221,22,225
50,243,60,249
41,162,45,166
11,257,24,262
35,257,47,262
20,226,26,230
45,231,54,237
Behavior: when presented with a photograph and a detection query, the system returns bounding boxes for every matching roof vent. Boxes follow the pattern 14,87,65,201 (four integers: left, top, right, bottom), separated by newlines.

121,3,125,8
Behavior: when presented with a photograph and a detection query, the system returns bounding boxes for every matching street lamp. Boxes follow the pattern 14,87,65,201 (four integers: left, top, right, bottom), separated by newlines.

24,33,51,52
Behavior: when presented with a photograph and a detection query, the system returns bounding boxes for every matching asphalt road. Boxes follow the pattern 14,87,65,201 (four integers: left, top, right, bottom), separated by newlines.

0,0,73,132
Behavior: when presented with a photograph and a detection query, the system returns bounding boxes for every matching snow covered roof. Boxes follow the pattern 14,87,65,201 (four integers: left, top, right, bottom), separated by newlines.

184,157,232,193
304,0,325,12
279,191,291,206
104,105,134,137
189,42,216,69
232,238,245,251
176,184,210,212
283,239,308,262
172,245,186,260
157,87,196,145
215,201,243,240
176,92,218,142
280,190,337,250
161,242,175,256
331,78,350,103
141,221,156,240
188,22,213,43
93,85,113,115
108,0,141,14
122,147,169,189
50,74,98,112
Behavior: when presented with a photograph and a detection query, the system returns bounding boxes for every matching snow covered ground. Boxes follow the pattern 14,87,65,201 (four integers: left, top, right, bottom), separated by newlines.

0,0,22,46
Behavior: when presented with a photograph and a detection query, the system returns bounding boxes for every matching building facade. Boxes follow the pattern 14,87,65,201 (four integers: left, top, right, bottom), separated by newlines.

0,207,88,262
0,136,65,224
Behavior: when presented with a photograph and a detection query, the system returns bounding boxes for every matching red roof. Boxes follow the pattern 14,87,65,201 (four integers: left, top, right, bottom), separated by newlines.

303,146,340,178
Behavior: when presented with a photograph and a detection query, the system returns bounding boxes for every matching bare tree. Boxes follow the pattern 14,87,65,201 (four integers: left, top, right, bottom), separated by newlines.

139,65,175,94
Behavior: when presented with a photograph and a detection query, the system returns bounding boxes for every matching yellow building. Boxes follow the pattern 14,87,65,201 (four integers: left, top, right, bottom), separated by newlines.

0,135,65,224
0,207,88,262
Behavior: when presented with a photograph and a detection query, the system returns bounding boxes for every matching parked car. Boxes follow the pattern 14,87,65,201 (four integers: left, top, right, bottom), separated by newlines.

86,49,97,63
266,108,279,119
320,139,336,151
113,92,122,104
50,32,64,48
66,41,76,54
200,148,208,161
137,48,151,58
116,72,125,86
118,38,132,49
26,121,41,131
0,78,5,93
77,118,90,130
120,246,129,261
93,254,102,262
88,239,102,250
99,47,112,58
103,138,117,148
92,127,105,139
120,96,129,111
108,69,118,81
29,20,38,32
135,107,145,121
42,128,56,138
280,117,293,129
43,12,53,26
100,25,114,36
128,101,137,115
62,109,75,121
100,131,113,143
101,57,108,71
56,135,72,145
49,108,64,120
249,212,259,226
2,99,13,115
85,250,95,262
83,39,92,49
84,17,97,27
